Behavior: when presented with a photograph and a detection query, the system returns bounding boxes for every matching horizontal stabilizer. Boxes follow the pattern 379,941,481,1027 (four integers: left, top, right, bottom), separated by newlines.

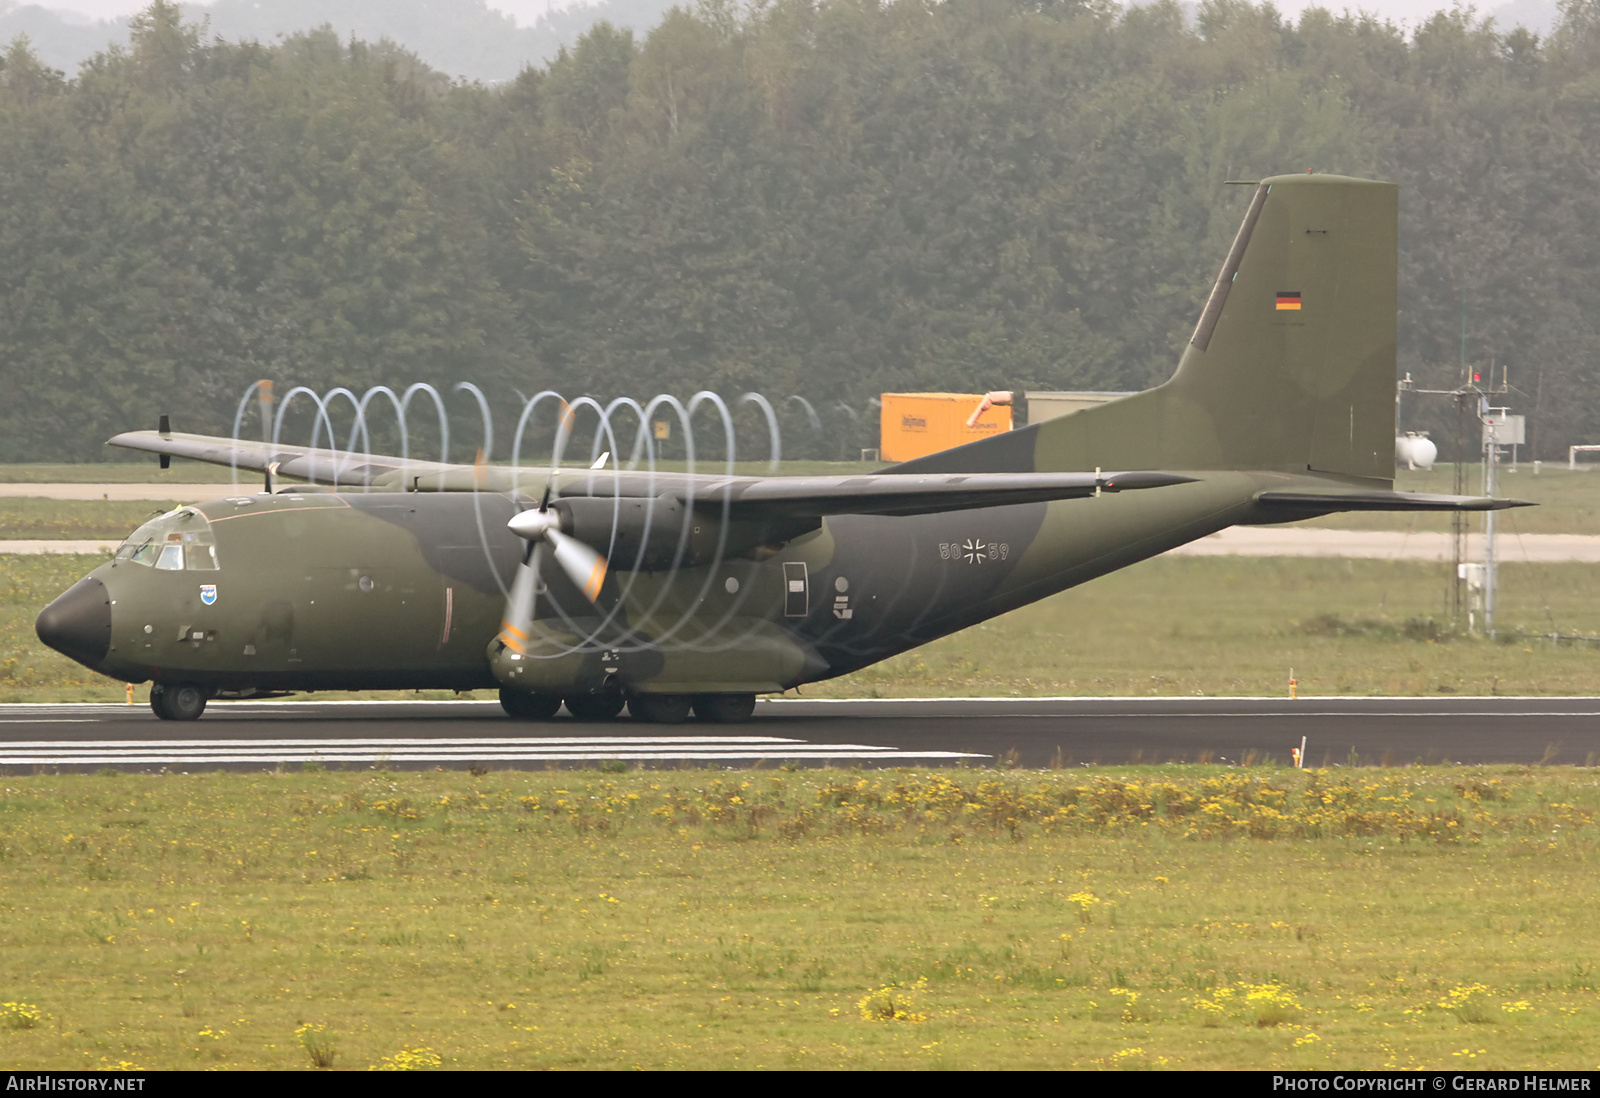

1256,490,1532,512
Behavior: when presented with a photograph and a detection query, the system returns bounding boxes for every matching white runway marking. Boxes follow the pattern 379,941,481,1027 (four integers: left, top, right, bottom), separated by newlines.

0,734,986,767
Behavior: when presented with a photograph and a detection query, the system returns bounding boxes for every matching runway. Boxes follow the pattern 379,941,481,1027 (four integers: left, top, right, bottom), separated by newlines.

2,696,1597,771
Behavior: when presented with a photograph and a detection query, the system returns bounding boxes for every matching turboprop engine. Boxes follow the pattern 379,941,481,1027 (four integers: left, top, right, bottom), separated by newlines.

542,496,687,571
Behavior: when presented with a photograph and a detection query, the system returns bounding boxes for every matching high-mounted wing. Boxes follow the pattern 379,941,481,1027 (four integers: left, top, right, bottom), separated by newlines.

107,430,1193,517
107,430,452,487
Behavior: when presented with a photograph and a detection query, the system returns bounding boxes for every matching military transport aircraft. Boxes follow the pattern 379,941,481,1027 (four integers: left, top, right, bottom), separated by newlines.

36,174,1524,723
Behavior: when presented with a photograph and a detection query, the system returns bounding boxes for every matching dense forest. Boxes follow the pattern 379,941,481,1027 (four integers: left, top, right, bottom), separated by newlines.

2,0,1598,463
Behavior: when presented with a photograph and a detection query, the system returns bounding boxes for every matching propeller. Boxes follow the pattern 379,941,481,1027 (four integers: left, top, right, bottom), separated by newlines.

496,484,610,654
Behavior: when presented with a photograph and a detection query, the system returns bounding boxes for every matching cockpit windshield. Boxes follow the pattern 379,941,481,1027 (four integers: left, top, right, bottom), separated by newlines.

114,508,220,570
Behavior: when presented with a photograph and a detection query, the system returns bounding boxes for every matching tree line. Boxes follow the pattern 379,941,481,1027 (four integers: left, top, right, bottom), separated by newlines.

2,0,1598,463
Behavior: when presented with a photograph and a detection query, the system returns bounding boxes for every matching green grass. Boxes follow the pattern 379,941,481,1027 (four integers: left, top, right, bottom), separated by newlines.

8,553,1600,702
1,766,1598,1070
0,499,182,541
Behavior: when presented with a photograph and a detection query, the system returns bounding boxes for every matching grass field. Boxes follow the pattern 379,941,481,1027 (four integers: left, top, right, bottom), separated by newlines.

1,766,1597,1071
7,553,1600,703
0,499,183,541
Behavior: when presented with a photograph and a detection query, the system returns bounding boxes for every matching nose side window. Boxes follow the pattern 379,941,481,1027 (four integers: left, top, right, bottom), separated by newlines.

155,544,184,570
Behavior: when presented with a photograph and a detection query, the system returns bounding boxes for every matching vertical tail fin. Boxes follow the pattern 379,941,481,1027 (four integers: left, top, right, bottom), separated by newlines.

892,174,1398,479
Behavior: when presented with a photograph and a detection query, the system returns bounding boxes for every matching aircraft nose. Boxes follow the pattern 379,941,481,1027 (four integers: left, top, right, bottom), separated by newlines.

36,575,112,669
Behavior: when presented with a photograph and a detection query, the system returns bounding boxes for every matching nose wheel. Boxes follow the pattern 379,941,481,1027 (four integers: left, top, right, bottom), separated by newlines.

150,683,207,721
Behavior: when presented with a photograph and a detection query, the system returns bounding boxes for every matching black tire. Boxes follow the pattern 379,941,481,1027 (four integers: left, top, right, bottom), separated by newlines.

564,693,625,721
149,684,171,720
629,693,693,725
500,688,562,720
161,683,207,722
692,693,756,723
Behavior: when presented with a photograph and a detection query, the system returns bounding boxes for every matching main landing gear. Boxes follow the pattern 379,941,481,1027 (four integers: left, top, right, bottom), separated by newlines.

150,683,207,721
498,688,561,720
563,693,626,721
497,687,756,725
497,688,624,722
629,693,756,725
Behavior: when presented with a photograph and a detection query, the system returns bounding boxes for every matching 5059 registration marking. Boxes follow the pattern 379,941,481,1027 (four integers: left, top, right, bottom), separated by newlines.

939,539,1009,564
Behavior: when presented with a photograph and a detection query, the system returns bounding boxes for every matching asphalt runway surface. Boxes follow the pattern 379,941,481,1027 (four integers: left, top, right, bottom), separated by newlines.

2,696,1599,771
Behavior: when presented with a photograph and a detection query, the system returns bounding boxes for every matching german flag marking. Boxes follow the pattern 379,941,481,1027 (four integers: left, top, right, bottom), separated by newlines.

1276,291,1302,311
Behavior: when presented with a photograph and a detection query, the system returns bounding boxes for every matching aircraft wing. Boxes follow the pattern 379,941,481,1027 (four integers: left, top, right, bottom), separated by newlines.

107,430,454,487
107,430,1192,516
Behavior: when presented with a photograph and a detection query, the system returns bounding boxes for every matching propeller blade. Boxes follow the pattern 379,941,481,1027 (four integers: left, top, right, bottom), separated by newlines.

496,542,542,654
546,529,608,603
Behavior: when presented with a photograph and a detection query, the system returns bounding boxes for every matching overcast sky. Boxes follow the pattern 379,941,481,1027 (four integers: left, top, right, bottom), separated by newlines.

28,0,560,22
29,0,1551,30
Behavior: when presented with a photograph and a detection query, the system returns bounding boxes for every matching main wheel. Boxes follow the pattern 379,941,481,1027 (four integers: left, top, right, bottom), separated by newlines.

629,693,692,725
692,693,756,723
153,683,207,721
564,693,625,721
499,688,561,720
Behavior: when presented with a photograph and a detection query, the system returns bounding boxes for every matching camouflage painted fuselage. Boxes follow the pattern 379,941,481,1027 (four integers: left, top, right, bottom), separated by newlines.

71,469,1320,696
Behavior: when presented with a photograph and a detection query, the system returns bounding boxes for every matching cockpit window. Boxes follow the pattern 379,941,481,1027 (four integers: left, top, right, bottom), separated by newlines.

115,508,220,570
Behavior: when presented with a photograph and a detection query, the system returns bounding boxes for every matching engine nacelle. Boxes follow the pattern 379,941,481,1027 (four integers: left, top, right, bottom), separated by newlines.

552,495,688,570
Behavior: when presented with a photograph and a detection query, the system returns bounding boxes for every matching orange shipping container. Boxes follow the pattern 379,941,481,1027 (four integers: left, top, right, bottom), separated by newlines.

879,393,1012,463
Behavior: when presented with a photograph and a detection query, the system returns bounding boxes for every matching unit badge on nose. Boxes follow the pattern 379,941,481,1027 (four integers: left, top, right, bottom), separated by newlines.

200,585,218,606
